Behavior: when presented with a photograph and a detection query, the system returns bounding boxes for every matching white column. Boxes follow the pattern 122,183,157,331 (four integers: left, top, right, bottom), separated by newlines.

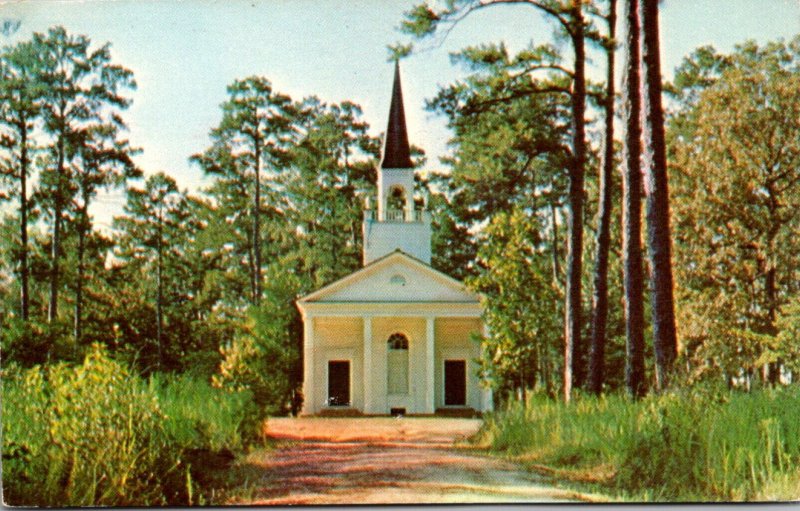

481,322,493,412
425,316,435,414
302,316,315,415
363,316,373,414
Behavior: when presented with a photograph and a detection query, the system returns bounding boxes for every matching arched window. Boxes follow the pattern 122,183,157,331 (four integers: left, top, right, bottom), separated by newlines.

387,333,409,394
388,332,409,350
387,186,406,211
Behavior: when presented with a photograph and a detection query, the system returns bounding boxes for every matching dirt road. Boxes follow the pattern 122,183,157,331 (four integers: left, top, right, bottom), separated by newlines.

234,417,595,505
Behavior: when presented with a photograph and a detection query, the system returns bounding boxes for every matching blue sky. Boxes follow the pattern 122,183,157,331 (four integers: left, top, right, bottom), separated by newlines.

3,0,799,227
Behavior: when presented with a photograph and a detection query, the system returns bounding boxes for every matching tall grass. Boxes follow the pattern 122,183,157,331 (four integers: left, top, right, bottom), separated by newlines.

476,386,800,501
154,373,259,453
2,344,260,506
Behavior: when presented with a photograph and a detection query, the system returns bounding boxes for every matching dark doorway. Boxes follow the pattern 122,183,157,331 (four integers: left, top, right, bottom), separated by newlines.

444,360,466,406
328,360,350,407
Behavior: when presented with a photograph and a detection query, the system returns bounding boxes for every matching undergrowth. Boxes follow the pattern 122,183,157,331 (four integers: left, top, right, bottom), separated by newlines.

2,344,262,506
475,386,800,502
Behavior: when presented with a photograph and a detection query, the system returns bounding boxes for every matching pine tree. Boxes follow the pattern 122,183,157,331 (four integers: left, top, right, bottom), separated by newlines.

279,97,378,288
0,40,45,321
192,77,294,306
640,0,677,391
114,173,192,370
71,124,140,345
621,0,646,397
36,27,135,324
587,0,618,395
402,0,594,400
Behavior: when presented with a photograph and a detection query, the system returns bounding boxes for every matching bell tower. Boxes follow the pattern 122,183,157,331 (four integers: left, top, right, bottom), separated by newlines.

363,62,432,265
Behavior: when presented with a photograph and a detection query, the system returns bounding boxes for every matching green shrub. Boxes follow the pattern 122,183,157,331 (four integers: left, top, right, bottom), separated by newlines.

2,345,178,506
154,373,260,452
2,344,260,506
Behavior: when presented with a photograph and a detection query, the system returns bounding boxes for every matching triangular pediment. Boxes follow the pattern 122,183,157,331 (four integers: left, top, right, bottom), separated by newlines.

298,251,479,304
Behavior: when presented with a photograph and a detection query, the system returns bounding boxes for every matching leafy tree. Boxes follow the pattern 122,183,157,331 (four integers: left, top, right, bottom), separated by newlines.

774,299,800,380
620,0,646,397
214,266,303,416
669,37,800,385
469,207,562,401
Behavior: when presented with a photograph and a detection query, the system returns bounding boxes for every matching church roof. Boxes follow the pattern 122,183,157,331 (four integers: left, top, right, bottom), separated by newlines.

297,249,480,306
380,61,414,169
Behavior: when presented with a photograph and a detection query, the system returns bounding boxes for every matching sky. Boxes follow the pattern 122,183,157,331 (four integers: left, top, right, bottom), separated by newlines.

3,0,800,229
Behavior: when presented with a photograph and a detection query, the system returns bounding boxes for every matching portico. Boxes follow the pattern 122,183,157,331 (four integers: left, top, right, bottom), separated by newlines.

298,252,491,415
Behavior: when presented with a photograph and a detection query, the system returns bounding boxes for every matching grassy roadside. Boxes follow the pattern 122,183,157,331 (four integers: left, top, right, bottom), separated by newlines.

1,344,267,506
471,386,800,502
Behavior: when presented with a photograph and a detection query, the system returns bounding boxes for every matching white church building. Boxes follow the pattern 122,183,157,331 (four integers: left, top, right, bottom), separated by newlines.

296,63,493,416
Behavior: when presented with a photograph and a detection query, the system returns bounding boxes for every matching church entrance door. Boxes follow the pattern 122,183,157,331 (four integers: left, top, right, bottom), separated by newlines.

444,360,466,406
327,360,350,406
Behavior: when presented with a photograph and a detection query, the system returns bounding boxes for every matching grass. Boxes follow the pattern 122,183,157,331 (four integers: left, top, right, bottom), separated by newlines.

1,344,263,506
474,385,800,502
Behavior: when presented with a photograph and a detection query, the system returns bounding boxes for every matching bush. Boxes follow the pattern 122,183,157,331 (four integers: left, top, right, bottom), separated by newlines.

154,373,260,452
214,299,300,416
2,344,260,506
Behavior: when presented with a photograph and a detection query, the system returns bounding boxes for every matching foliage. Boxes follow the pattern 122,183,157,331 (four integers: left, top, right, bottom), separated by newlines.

425,42,570,230
214,267,303,416
153,372,260,453
191,75,295,306
276,96,378,289
669,37,800,381
2,345,259,506
423,40,573,397
773,299,800,376
468,207,562,400
477,386,800,501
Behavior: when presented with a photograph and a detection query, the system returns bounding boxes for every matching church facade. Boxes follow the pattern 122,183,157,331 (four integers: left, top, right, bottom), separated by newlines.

296,63,492,416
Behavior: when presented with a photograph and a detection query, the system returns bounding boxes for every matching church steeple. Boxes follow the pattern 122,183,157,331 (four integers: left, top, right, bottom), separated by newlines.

362,62,432,266
380,61,413,169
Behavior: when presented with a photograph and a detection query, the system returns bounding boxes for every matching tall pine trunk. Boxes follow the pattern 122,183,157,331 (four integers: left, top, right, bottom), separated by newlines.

621,0,646,398
587,0,617,395
550,201,561,286
563,0,588,401
252,136,262,306
48,120,66,324
641,0,677,391
19,121,30,321
156,205,164,370
74,189,89,348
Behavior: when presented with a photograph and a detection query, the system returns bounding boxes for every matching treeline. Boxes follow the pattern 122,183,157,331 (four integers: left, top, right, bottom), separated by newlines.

1,26,381,414
402,0,800,402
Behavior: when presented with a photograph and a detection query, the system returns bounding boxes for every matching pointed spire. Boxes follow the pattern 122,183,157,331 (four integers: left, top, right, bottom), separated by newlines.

381,61,414,169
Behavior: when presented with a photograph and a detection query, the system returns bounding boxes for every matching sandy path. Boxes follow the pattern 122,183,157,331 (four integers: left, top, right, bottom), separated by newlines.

235,417,591,505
